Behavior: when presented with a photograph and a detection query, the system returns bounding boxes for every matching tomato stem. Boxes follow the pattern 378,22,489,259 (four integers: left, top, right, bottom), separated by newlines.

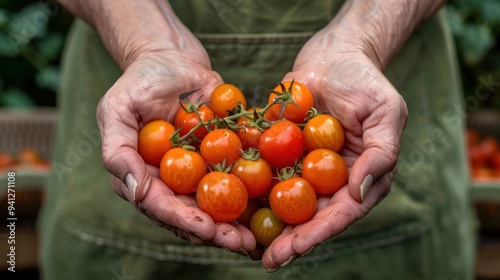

240,147,261,161
270,80,301,120
175,84,312,144
208,159,232,173
276,166,296,181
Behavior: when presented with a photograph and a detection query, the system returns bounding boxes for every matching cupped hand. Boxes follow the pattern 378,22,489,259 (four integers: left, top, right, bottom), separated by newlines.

262,29,408,270
96,42,256,255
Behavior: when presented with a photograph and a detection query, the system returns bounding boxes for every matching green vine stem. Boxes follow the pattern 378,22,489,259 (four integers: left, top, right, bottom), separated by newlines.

172,83,317,145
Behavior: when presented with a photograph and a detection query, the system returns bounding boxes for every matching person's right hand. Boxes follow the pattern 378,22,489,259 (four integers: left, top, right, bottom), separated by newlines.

94,2,256,256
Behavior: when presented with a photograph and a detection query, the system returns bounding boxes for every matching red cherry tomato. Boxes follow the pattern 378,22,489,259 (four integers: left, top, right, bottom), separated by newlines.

174,103,215,141
259,120,304,169
303,114,345,152
197,171,248,223
200,128,242,166
492,150,500,170
465,128,480,147
480,137,499,159
301,149,348,195
468,144,487,168
159,147,207,194
269,177,317,225
138,120,175,167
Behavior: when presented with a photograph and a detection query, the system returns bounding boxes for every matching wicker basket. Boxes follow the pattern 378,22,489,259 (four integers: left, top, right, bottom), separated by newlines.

0,108,58,160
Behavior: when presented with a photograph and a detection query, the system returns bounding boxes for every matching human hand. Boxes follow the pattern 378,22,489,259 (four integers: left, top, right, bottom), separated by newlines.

261,23,409,270
94,5,256,255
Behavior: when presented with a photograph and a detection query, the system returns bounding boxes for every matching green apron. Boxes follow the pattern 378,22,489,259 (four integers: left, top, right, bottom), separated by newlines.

38,1,478,279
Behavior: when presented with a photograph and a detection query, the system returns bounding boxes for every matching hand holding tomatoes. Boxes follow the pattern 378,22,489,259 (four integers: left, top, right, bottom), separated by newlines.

136,80,357,264
95,48,261,254
261,36,408,270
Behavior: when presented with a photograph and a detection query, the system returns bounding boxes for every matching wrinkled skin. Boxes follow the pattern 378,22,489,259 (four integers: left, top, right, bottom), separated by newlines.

261,28,408,270
96,31,257,255
82,0,445,272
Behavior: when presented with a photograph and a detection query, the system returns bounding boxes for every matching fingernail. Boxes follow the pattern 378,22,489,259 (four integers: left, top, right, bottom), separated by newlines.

360,174,374,202
125,173,137,201
141,176,152,200
280,254,297,268
237,248,249,257
266,266,279,273
300,246,316,257
193,232,208,241
221,246,241,254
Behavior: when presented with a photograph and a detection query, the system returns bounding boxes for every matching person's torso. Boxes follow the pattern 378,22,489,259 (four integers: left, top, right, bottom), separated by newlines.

44,1,472,277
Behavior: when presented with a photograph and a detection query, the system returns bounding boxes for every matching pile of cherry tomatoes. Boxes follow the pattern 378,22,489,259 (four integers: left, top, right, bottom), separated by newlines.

138,81,348,246
466,128,500,181
0,147,51,173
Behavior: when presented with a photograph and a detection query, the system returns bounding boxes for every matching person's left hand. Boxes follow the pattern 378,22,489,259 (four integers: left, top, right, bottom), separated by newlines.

261,25,408,271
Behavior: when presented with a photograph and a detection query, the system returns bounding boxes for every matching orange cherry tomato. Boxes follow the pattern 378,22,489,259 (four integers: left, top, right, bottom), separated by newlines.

16,147,43,164
138,120,176,167
303,114,345,152
0,152,15,169
236,116,264,150
159,147,207,194
301,149,348,195
267,80,314,124
269,177,317,225
197,171,248,223
230,155,273,198
200,128,242,166
209,83,247,118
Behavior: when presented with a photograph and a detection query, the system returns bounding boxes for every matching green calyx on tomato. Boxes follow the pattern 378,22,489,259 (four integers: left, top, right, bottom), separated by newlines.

174,95,216,144
269,80,301,120
140,81,350,232
267,80,315,124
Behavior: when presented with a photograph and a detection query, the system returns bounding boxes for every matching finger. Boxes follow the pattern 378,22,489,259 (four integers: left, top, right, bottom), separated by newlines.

158,224,207,246
290,181,387,251
138,176,216,241
261,228,298,270
348,93,407,202
248,244,265,260
96,70,221,203
211,223,244,252
97,88,153,202
234,224,257,254
263,175,392,271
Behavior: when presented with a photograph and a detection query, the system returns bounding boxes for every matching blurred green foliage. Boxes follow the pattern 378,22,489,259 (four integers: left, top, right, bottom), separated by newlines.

447,0,500,111
0,0,498,109
0,0,73,108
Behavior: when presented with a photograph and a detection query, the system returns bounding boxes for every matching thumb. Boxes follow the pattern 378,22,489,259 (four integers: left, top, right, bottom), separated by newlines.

97,94,152,203
348,96,407,202
348,145,397,202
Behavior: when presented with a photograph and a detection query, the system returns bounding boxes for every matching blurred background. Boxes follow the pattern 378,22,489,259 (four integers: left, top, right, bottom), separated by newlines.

0,0,499,279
